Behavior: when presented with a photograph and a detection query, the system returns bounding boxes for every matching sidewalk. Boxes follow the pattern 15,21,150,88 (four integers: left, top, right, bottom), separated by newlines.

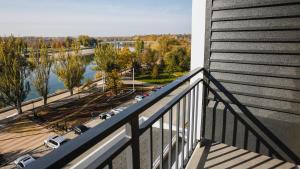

0,79,150,123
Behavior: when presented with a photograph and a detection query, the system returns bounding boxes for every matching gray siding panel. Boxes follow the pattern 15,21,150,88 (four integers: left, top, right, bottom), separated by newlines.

210,53,300,66
212,4,300,21
211,31,300,42
212,0,300,10
205,0,300,159
211,42,300,54
212,17,300,31
212,72,300,91
210,82,300,103
210,62,300,78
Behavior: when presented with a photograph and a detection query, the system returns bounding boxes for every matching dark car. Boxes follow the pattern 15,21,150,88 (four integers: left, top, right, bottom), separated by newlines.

73,125,90,135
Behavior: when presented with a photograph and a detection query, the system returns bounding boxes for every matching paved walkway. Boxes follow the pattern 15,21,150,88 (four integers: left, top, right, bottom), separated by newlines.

0,79,151,123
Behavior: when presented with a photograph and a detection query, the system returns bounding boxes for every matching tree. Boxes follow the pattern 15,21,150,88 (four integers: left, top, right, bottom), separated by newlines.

164,46,190,74
135,38,144,57
141,48,159,72
106,70,122,95
0,36,30,114
30,40,52,105
94,44,118,81
65,37,73,49
54,42,85,95
135,38,144,66
165,48,181,75
94,44,118,73
118,46,135,71
78,35,92,47
151,64,159,79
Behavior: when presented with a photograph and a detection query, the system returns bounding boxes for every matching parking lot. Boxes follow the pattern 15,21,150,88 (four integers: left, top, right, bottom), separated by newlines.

0,82,170,169
0,91,140,169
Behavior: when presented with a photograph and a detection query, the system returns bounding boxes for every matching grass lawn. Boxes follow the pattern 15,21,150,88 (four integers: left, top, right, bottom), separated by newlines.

135,72,188,85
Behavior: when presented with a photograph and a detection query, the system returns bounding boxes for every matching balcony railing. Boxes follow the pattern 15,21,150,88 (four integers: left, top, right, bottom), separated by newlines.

25,67,299,169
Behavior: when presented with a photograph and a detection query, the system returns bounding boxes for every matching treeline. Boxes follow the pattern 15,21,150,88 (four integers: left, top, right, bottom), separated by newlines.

2,34,191,49
0,35,190,113
0,36,88,113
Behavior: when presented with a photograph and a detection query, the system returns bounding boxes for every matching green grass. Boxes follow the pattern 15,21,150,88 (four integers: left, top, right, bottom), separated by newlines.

136,72,188,85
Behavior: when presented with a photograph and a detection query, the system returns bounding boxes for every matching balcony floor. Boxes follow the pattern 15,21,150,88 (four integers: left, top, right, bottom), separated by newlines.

186,142,298,169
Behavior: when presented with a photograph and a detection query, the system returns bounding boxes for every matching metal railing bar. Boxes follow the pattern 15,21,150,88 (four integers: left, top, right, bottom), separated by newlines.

94,136,131,169
108,160,113,169
204,81,285,161
126,117,141,169
181,96,186,168
26,68,203,169
256,138,260,153
194,84,199,147
168,109,173,169
221,107,228,143
159,118,164,169
244,128,248,150
232,116,238,146
203,69,300,163
191,89,195,149
149,127,153,169
201,85,208,138
187,92,191,158
269,150,273,157
175,103,180,169
139,79,203,134
212,100,219,141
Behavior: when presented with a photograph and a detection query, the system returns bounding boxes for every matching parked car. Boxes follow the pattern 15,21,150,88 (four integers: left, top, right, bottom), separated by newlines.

99,112,114,120
135,95,144,102
14,154,35,168
73,124,90,135
142,93,150,97
152,86,163,92
44,135,67,149
111,107,127,114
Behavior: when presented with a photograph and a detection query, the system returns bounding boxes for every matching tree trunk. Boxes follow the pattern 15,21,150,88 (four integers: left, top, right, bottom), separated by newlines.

43,97,48,106
16,101,22,114
70,89,74,96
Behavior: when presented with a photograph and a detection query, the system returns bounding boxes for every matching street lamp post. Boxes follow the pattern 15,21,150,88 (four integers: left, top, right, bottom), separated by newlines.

133,67,135,91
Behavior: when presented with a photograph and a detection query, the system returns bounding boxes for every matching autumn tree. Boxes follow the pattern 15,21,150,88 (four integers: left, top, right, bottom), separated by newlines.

54,42,85,95
141,48,159,72
29,40,52,105
94,44,118,73
94,44,122,93
151,64,159,79
78,35,97,47
0,36,30,114
106,70,122,95
65,37,73,49
118,46,136,72
165,46,190,74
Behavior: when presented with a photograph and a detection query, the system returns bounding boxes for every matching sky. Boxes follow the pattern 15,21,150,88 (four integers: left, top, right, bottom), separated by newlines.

0,0,192,37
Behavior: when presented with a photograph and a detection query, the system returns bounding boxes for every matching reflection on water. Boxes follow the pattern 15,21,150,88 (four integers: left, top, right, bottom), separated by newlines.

25,56,96,101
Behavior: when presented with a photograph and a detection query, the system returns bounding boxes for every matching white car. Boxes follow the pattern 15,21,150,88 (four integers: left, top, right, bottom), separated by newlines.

111,107,127,114
135,95,144,102
14,154,35,168
44,135,67,149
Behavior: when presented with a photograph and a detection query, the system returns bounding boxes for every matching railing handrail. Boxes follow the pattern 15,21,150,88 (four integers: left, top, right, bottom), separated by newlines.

203,69,300,164
25,67,203,169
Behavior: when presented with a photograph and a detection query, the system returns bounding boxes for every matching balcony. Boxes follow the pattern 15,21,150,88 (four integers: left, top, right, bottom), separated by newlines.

24,68,299,169
21,0,300,168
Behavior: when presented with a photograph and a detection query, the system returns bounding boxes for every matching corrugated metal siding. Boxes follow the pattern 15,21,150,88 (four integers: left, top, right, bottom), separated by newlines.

204,0,300,157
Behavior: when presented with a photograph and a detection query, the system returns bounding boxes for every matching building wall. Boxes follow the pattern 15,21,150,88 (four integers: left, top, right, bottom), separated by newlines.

203,0,300,160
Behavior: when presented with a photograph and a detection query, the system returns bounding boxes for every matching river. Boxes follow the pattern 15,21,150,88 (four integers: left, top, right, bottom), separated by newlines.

25,60,97,101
